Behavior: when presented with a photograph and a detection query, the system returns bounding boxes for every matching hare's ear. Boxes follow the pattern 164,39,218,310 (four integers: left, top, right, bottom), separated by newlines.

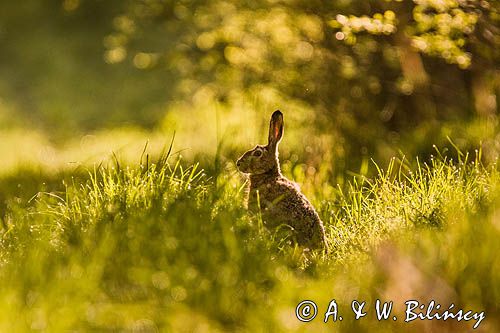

268,110,284,151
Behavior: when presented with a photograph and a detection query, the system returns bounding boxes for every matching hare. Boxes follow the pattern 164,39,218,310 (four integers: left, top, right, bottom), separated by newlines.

236,110,327,250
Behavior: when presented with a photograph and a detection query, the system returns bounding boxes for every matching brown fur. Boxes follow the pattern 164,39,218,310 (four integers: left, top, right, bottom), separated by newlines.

236,110,327,249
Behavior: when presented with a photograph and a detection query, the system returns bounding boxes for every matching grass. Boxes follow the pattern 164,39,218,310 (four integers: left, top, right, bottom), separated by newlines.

0,148,499,332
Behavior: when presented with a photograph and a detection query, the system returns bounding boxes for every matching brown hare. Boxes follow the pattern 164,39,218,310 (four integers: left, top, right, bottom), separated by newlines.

236,110,327,250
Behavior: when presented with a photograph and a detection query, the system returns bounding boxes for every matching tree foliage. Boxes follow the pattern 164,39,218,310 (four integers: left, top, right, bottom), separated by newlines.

104,0,499,161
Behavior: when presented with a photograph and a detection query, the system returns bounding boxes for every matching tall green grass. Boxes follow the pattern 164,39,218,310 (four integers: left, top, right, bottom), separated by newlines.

0,150,499,332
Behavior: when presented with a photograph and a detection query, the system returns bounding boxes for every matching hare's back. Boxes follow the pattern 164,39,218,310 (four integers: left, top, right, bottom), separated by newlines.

273,180,325,246
250,178,326,248
272,179,321,220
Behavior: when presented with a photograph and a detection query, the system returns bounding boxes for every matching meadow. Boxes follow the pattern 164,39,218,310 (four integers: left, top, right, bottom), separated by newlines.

0,130,499,332
1,0,499,331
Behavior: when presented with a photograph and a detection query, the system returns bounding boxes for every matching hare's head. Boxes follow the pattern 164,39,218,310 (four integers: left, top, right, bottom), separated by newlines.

236,110,284,175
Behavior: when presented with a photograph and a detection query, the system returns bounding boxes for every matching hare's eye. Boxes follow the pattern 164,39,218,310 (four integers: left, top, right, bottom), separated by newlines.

253,150,262,157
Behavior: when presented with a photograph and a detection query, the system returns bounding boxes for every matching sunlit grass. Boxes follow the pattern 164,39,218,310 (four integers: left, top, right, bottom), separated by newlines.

0,146,499,331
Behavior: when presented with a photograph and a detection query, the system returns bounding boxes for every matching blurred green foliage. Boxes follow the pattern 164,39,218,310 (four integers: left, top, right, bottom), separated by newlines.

1,0,498,167
103,0,499,164
0,0,172,136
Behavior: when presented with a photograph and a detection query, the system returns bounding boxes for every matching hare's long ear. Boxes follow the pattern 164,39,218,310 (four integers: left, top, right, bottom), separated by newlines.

268,110,284,152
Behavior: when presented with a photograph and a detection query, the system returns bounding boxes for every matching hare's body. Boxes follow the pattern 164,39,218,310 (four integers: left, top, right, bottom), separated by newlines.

237,111,327,249
247,167,327,248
